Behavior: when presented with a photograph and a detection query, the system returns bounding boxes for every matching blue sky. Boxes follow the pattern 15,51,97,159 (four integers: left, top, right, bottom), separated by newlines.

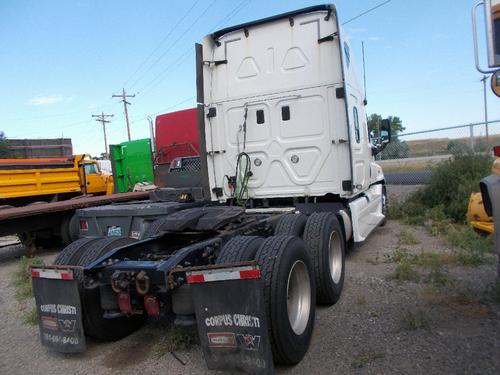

1,0,498,156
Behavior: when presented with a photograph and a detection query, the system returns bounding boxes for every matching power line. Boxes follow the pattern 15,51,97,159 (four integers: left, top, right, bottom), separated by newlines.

210,0,249,31
129,96,196,126
92,112,114,156
122,0,202,89
342,0,394,25
151,96,196,117
134,0,250,99
129,0,217,92
134,49,194,97
112,88,136,141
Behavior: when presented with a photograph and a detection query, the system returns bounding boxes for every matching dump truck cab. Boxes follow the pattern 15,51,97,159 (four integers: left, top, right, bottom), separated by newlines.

76,155,113,195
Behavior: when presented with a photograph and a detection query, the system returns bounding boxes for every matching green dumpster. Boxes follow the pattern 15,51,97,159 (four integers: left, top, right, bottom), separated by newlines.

110,139,153,193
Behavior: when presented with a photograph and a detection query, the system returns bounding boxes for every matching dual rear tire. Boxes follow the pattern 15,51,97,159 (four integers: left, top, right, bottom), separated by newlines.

54,237,144,341
215,211,345,365
217,234,316,364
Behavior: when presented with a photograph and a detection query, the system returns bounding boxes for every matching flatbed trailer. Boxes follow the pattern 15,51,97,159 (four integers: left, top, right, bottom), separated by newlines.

0,191,149,247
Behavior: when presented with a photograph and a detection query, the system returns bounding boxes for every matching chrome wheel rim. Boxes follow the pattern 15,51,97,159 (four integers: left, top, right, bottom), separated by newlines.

286,260,311,335
328,231,342,284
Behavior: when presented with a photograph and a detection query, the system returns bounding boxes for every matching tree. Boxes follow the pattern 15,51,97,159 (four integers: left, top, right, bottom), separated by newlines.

0,131,11,158
367,114,405,138
367,114,408,160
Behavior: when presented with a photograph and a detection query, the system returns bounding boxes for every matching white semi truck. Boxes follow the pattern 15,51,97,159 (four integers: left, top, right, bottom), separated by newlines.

31,4,392,372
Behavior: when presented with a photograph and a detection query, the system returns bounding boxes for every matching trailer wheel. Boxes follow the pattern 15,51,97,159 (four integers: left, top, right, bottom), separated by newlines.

274,213,307,236
216,236,264,263
303,212,345,305
55,237,144,341
380,184,388,226
143,217,169,238
255,236,316,365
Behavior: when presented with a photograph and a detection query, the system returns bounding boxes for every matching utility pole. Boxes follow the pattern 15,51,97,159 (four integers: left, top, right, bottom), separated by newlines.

112,88,135,141
481,75,489,143
92,112,114,157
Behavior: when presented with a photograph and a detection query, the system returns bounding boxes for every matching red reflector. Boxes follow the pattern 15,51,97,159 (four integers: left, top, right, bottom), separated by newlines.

80,220,89,231
186,274,205,284
61,272,73,280
143,295,160,316
239,269,261,279
493,146,500,157
31,271,40,278
117,292,132,314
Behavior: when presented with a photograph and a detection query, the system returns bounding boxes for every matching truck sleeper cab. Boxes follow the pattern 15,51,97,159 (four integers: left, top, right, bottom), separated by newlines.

32,4,390,369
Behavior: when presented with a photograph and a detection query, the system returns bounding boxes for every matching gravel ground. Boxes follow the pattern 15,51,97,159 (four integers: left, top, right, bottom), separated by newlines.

0,219,499,374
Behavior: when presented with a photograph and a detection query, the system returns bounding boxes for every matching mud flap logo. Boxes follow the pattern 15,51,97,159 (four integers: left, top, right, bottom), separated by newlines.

58,319,77,332
236,334,261,351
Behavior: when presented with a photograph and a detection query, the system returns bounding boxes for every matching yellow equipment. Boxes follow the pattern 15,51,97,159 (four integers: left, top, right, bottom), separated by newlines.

0,154,113,204
468,191,494,233
468,150,500,234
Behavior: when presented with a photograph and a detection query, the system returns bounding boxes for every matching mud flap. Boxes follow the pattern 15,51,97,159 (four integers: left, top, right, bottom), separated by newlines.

31,267,86,352
187,265,274,374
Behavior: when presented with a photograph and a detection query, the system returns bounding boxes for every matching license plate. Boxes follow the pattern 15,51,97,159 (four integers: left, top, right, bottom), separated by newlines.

107,226,122,236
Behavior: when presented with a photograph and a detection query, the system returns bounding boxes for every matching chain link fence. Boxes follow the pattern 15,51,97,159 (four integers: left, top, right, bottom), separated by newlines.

378,120,500,185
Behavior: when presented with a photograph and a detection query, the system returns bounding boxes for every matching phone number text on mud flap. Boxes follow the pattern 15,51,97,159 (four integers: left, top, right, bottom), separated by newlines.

43,333,79,345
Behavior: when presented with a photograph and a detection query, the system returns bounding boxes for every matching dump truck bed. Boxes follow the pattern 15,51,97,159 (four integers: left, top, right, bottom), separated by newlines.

0,157,81,199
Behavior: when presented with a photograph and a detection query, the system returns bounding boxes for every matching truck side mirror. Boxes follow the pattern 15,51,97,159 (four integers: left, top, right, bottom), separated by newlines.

380,119,391,143
486,0,500,68
492,69,500,97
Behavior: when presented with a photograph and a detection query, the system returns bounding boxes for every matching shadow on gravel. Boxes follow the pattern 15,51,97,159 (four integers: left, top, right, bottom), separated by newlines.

0,244,61,263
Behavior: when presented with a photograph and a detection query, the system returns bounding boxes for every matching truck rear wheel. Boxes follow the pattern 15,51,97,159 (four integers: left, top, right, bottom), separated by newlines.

216,235,264,263
55,237,144,341
303,212,345,306
255,236,316,365
54,237,100,265
60,213,80,245
274,213,307,236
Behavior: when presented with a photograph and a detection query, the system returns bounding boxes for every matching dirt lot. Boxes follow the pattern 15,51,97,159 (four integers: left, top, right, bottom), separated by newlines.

0,219,499,374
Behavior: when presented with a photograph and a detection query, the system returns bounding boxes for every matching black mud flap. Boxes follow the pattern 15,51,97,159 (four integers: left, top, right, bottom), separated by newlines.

31,267,86,352
187,265,274,374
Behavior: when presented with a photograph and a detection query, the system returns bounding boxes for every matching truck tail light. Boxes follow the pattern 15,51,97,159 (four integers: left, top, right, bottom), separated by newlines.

79,220,89,231
117,292,133,315
493,146,500,157
144,295,160,316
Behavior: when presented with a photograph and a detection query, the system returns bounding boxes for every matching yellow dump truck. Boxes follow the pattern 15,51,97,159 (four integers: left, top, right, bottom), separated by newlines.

0,154,113,206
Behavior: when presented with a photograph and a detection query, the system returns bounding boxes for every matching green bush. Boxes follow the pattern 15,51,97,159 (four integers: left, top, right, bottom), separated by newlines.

417,154,492,223
391,153,492,224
